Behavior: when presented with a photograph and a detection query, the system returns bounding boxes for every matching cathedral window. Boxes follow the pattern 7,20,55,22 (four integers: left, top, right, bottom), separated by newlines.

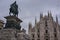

37,34,40,38
38,29,40,32
44,35,49,40
54,34,58,40
54,34,57,37
37,39,40,40
32,34,34,38
32,39,34,40
46,39,48,40
45,24,47,27
45,20,47,27
54,28,56,32
46,30,48,33
45,20,49,30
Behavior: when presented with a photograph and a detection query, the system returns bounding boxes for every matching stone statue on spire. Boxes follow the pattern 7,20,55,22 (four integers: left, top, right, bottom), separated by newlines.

9,1,18,17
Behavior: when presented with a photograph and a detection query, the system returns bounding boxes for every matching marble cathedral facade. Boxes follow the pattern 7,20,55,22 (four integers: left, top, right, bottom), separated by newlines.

28,12,60,40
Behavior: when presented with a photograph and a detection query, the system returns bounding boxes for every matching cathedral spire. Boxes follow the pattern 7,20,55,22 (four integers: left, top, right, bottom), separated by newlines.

56,15,58,24
28,22,32,34
48,11,52,17
35,17,37,24
28,22,32,31
40,12,43,20
29,22,32,28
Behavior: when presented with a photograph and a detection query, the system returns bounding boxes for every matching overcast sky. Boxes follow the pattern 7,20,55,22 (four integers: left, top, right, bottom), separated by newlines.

0,0,60,33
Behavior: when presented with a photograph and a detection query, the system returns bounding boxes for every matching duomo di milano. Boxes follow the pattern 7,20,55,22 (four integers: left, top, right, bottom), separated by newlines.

0,1,60,40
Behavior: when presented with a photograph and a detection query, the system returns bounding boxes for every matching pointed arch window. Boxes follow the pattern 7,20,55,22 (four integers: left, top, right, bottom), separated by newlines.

45,30,48,33
45,20,48,27
38,29,40,32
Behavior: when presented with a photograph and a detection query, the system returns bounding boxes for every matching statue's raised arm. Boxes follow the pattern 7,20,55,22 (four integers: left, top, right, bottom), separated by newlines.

9,1,18,17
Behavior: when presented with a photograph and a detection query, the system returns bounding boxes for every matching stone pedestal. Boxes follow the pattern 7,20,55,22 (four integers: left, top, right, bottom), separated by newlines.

0,29,17,40
4,15,22,30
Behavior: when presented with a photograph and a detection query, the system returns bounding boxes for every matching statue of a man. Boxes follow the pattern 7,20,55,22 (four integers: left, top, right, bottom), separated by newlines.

9,1,18,17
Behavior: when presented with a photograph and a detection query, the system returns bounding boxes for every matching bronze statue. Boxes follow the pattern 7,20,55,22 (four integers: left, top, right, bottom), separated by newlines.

9,1,18,17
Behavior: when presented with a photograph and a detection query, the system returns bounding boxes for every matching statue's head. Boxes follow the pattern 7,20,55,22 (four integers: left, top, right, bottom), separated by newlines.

14,1,16,4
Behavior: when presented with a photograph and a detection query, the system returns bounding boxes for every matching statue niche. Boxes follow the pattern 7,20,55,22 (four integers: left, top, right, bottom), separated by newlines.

9,1,18,17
